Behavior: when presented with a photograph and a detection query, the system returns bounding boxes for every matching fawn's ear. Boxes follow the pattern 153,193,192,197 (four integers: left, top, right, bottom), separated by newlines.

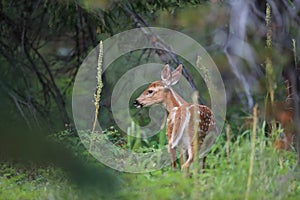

170,64,182,85
161,64,172,86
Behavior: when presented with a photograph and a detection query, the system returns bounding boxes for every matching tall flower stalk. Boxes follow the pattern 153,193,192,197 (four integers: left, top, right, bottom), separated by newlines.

265,2,274,105
90,41,104,152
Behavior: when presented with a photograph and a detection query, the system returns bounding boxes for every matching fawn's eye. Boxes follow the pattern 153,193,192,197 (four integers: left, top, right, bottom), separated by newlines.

147,90,153,95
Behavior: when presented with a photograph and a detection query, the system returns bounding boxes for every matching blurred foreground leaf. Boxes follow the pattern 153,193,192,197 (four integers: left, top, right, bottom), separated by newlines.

0,87,118,195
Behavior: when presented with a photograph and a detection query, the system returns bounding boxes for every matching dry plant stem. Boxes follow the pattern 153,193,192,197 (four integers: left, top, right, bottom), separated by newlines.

226,124,231,158
266,3,272,50
292,39,300,166
245,104,258,200
265,2,277,138
265,2,274,105
192,91,199,199
90,41,104,152
292,39,297,67
260,122,266,199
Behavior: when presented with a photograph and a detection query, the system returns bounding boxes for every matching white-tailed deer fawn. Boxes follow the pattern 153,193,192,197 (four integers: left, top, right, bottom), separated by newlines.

134,64,217,172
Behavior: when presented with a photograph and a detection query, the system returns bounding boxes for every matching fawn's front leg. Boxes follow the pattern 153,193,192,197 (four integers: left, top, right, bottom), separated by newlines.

166,117,177,169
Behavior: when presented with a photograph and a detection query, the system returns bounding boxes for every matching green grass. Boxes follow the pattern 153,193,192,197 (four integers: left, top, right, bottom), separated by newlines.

117,125,299,200
0,164,79,199
0,121,299,200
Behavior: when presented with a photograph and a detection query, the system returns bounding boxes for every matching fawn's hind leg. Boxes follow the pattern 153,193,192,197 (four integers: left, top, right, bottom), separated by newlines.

180,148,188,167
181,147,193,171
168,144,177,169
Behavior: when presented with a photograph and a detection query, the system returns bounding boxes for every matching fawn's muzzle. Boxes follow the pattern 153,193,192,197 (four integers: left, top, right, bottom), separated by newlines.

133,100,143,108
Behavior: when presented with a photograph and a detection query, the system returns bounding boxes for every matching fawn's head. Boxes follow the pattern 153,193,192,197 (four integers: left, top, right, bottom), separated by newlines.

134,64,182,108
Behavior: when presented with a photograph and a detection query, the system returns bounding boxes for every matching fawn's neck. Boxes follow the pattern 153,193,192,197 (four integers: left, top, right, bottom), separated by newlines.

163,88,186,113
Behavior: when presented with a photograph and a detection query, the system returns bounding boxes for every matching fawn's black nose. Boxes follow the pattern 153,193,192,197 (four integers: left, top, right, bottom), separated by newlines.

133,100,143,108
